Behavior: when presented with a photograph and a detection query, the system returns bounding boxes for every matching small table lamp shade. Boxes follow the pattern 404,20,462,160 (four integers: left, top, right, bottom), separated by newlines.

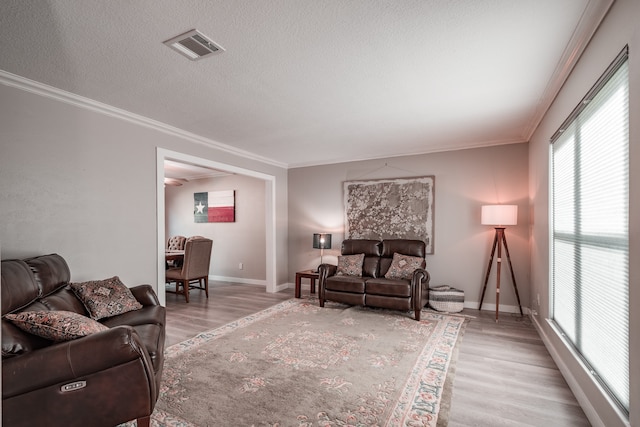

312,233,332,249
312,233,332,272
481,205,518,226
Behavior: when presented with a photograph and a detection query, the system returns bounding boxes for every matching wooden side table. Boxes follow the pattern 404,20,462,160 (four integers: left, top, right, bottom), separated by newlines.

295,270,319,298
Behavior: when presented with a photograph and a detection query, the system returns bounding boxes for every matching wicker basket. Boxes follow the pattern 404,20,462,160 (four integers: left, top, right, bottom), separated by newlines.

429,285,464,313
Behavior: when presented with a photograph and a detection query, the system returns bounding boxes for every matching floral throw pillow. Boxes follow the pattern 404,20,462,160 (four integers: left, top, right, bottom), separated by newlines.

71,276,142,320
336,253,365,277
5,310,108,342
384,253,425,280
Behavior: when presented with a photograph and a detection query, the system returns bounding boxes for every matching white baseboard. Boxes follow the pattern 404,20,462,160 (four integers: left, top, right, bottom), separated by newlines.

463,300,531,314
209,276,292,293
274,282,292,292
209,275,267,287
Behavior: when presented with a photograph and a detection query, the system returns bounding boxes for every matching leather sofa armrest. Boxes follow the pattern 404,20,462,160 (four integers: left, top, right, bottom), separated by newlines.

317,264,337,304
318,264,337,283
130,284,161,306
411,268,431,298
2,325,153,399
412,268,430,284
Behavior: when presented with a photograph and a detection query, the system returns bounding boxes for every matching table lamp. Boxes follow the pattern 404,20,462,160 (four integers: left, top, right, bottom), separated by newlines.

312,233,332,272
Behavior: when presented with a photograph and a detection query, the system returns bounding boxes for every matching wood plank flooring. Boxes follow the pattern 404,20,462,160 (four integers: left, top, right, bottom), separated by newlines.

164,281,294,346
164,282,591,426
447,310,590,426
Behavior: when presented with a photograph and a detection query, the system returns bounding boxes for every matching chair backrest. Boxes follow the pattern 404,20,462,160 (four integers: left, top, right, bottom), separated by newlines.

181,238,213,279
340,239,426,278
379,239,426,276
341,239,382,278
167,235,186,251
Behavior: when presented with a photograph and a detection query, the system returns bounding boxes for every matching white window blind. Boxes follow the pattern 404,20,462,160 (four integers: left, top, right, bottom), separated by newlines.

551,47,629,412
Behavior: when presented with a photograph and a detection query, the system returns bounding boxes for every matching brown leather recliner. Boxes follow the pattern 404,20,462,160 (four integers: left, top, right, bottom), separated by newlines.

318,239,430,320
1,253,165,427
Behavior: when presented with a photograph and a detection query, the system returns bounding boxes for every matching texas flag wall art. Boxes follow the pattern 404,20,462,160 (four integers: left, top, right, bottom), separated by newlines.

194,190,235,223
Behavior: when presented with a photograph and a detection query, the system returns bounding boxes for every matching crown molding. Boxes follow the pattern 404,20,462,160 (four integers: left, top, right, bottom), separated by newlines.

0,70,288,169
288,138,528,169
523,0,615,140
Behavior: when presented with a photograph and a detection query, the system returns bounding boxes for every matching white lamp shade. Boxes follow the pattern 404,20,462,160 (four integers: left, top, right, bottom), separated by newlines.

481,205,518,226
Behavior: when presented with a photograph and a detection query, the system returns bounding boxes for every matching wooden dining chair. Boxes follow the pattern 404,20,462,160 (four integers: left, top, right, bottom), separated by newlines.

167,235,186,251
165,238,213,303
166,235,187,268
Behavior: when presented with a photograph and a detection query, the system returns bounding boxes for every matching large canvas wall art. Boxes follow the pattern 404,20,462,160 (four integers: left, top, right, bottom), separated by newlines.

344,176,435,254
194,190,235,223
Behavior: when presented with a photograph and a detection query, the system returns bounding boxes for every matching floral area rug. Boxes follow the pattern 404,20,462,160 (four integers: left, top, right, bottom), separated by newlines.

139,298,466,426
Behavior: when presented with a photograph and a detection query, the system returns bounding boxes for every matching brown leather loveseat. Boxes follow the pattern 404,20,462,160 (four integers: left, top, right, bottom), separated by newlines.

1,253,165,427
318,239,430,320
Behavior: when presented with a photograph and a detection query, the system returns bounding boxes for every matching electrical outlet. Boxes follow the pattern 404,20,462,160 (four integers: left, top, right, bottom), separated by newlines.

537,293,541,308
239,262,243,270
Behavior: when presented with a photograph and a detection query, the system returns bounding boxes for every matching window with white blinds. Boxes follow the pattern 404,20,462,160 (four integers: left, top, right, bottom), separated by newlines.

550,47,629,412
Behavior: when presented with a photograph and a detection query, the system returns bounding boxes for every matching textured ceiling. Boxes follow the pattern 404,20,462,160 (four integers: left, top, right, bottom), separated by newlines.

164,159,230,182
0,1,608,168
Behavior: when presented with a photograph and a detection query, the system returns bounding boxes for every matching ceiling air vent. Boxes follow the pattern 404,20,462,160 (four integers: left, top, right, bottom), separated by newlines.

163,29,224,61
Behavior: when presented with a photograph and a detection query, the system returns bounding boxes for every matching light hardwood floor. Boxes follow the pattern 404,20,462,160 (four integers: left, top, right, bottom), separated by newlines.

164,281,293,346
164,281,591,426
447,310,590,426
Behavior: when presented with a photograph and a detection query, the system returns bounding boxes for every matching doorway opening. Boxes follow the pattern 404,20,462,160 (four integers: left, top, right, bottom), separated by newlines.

156,148,278,306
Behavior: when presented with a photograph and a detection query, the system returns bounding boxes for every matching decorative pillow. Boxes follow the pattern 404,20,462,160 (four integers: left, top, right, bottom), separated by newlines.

70,276,142,320
336,253,365,276
5,310,108,342
384,253,425,279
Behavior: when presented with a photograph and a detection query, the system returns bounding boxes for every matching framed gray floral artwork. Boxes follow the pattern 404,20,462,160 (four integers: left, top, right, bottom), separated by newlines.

344,176,435,254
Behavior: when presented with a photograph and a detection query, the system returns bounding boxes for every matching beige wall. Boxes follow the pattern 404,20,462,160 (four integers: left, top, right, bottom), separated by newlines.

288,143,530,312
3,3,637,422
529,0,639,426
0,82,289,292
165,174,267,282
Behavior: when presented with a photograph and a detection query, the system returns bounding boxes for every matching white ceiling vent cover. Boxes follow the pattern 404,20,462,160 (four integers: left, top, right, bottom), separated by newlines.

163,29,224,61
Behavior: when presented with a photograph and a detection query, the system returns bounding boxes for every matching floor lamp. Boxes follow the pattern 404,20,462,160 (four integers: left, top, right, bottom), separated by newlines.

312,233,332,272
478,205,523,321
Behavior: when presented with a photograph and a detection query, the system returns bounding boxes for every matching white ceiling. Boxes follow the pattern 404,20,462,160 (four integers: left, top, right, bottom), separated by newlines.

164,159,230,183
0,1,610,168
